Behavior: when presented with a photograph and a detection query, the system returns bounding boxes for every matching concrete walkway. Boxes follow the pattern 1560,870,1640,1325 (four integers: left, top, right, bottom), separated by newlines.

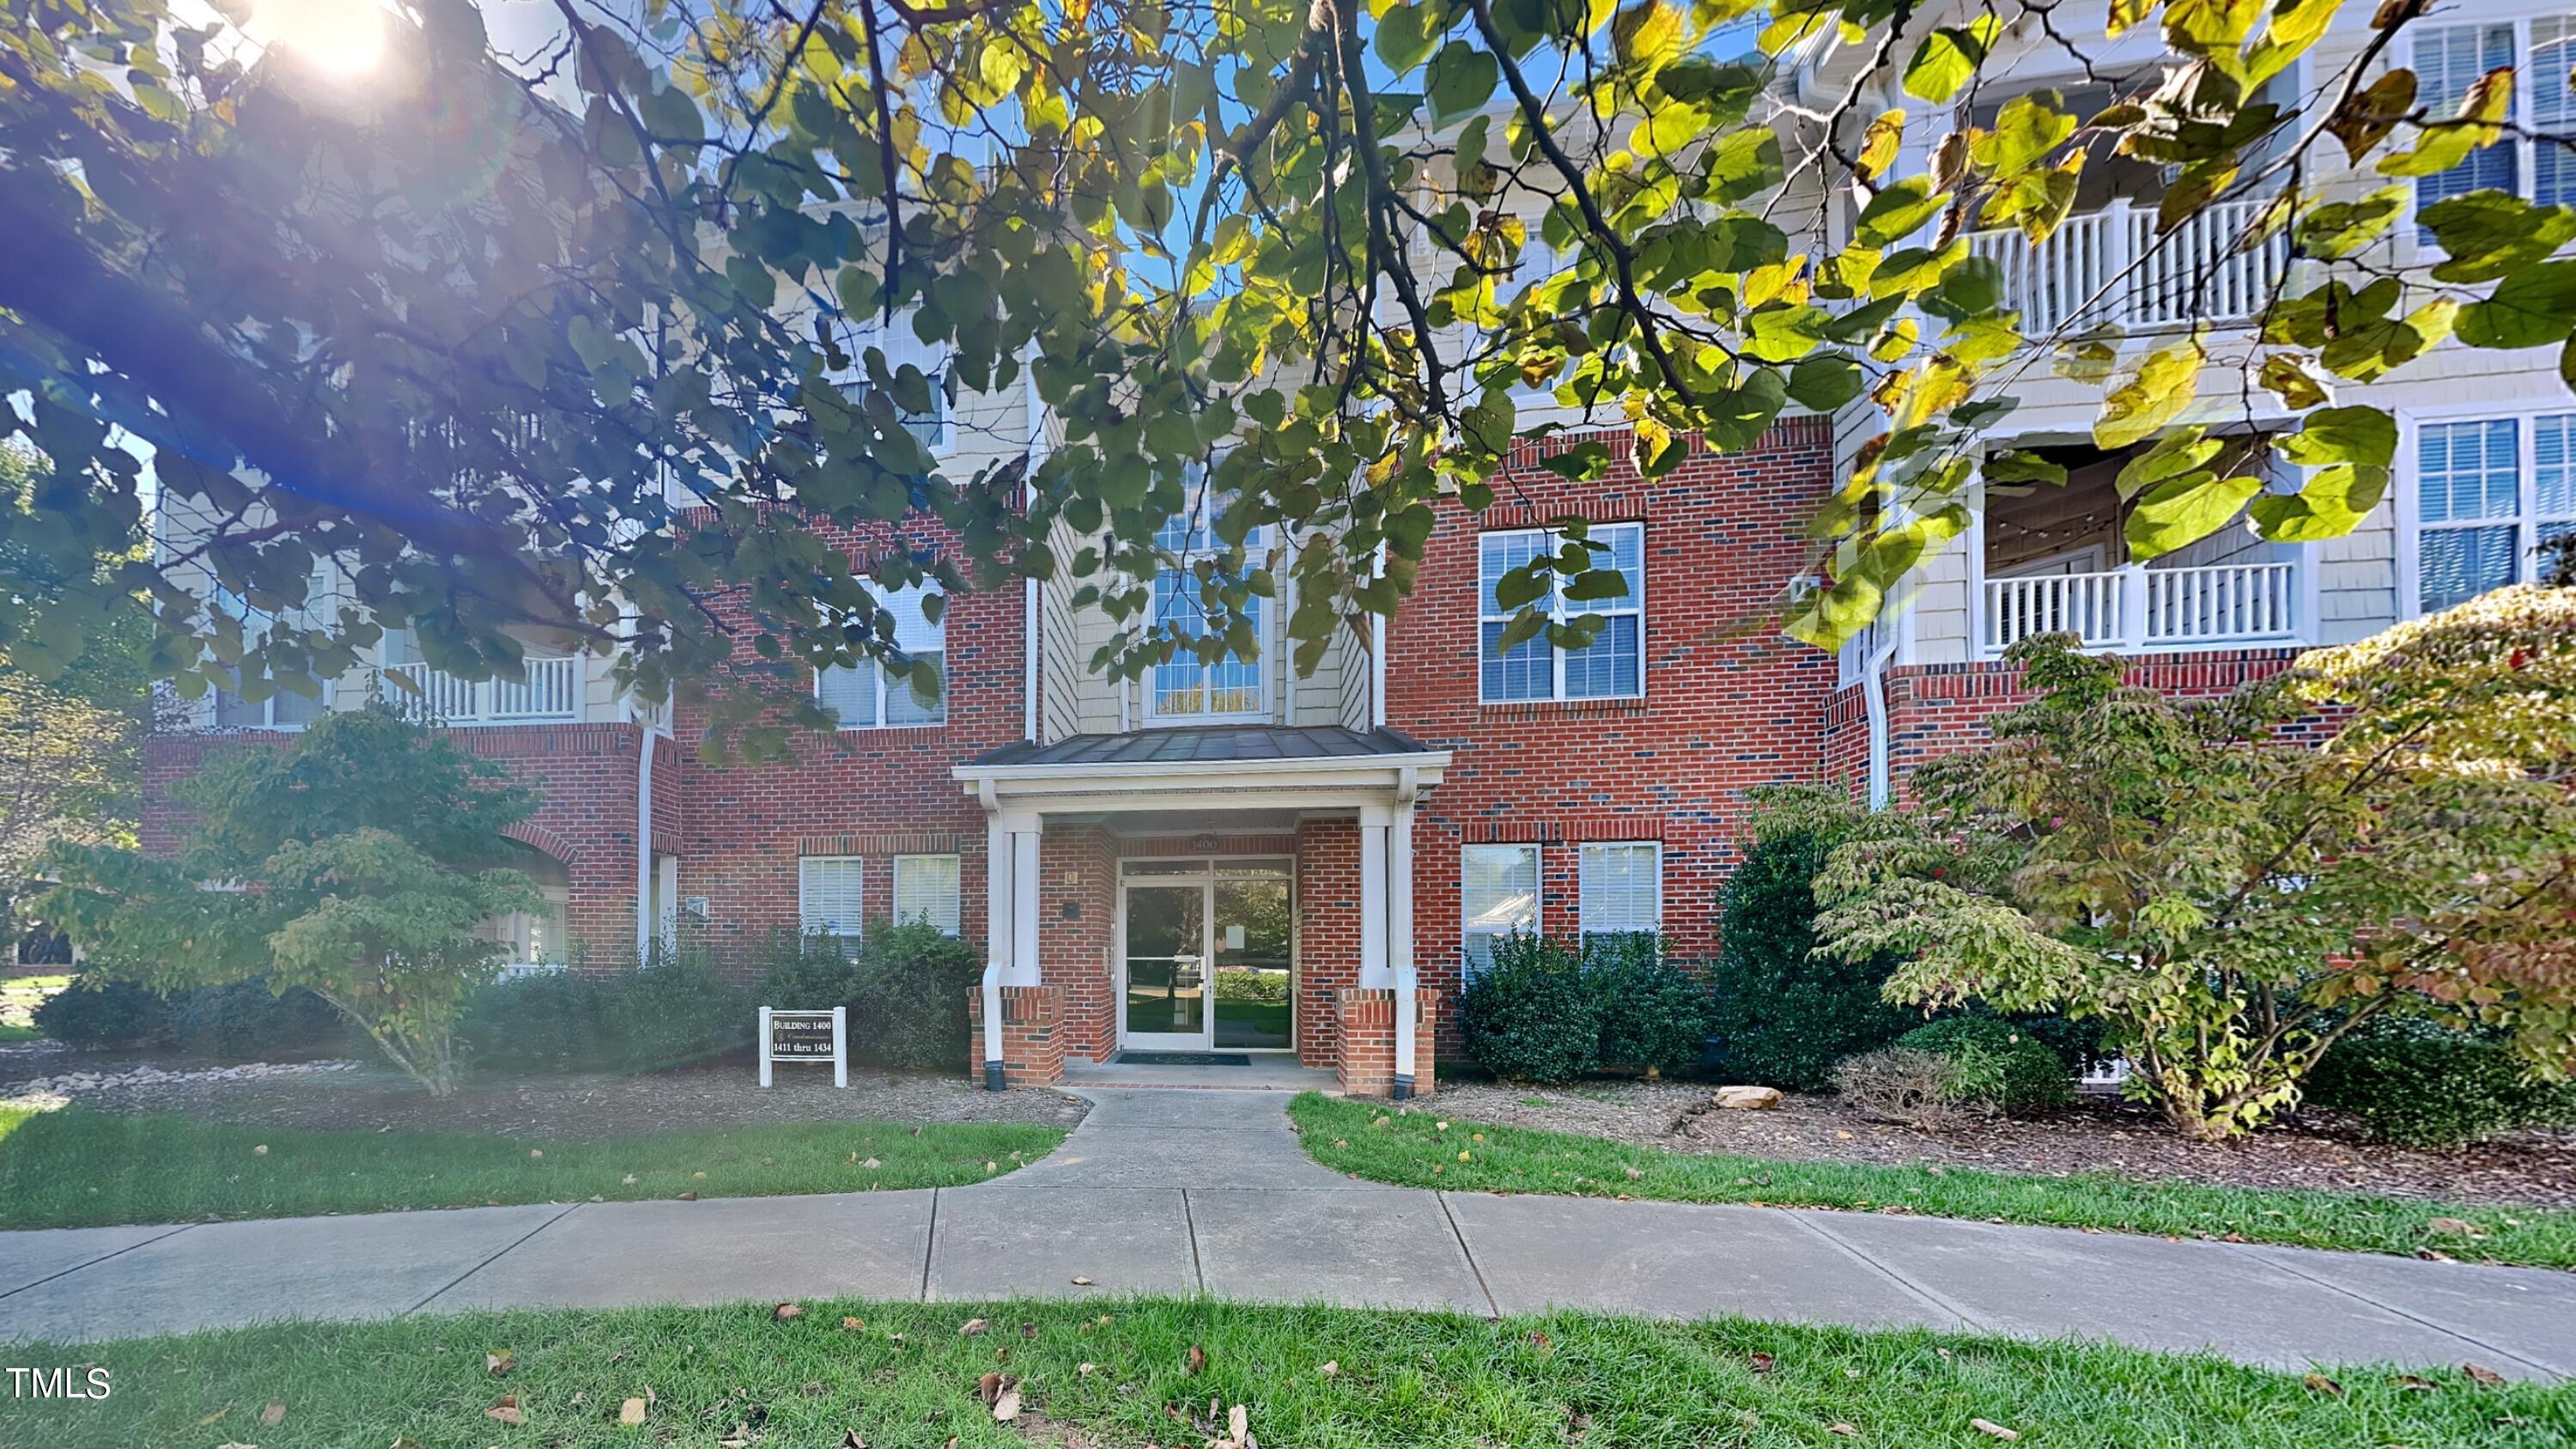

1,1089,2570,1379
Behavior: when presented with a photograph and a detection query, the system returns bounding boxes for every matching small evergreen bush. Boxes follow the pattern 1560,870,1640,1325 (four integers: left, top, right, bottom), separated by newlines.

166,980,346,1058
1583,933,1711,1077
2306,1018,2576,1148
1704,820,1913,1090
850,921,982,1069
1896,1017,2075,1116
458,946,750,1077
31,977,167,1048
1455,933,1600,1084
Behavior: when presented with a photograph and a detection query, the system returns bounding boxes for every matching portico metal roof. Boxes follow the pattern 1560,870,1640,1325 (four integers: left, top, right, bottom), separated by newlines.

969,725,1438,770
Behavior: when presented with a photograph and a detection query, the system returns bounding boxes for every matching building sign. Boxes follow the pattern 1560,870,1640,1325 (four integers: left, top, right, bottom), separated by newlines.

758,1006,847,1088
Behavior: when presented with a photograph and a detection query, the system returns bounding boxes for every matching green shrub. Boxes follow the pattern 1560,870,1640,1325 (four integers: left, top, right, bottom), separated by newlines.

751,930,867,1014
458,946,750,1078
1895,1018,2075,1116
166,980,346,1058
2306,1017,2576,1148
1583,934,1711,1077
1704,825,1913,1090
31,977,166,1048
1456,934,1600,1084
852,921,981,1070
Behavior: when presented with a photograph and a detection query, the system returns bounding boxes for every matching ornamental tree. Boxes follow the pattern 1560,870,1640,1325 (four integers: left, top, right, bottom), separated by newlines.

36,709,544,1093
1811,612,2576,1142
11,0,2574,746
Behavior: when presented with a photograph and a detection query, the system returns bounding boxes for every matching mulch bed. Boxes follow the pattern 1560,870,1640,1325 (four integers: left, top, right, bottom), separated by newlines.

1431,1079,2576,1210
0,1042,1087,1139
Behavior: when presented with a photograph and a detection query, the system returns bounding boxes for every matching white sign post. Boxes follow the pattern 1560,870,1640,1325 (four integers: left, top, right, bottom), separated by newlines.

758,1006,847,1088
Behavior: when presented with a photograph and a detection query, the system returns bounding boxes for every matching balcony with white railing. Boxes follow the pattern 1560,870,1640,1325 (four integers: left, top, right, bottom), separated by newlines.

376,654,583,725
1982,560,2303,655
1967,195,2289,335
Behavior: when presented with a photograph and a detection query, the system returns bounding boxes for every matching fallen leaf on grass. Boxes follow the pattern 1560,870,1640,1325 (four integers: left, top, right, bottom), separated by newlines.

959,1318,990,1336
530,1149,544,1160
620,1397,647,1426
2463,1363,2507,1386
252,1144,267,1156
677,1191,699,1202
622,1173,638,1185
486,1350,513,1376
486,1394,524,1426
1971,1419,2019,1440
260,1400,286,1427
2426,1217,2476,1236
195,1408,228,1427
1078,1362,1097,1376
2302,1374,2343,1397
863,1157,881,1169
1072,1275,1094,1285
1747,1352,1776,1374
839,1433,867,1448
2395,1374,2443,1391
772,1303,804,1322
993,1383,1021,1422
1828,1425,1856,1436
1318,1361,1338,1379
1187,1344,1208,1375
841,1316,866,1330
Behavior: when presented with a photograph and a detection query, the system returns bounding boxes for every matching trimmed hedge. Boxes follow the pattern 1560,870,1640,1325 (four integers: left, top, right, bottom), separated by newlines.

1455,934,1600,1084
2306,1017,2576,1148
454,949,750,1077
752,921,983,1071
1585,934,1712,1078
33,975,348,1059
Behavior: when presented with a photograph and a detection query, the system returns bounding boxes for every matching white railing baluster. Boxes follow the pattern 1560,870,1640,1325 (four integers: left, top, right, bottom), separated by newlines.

1977,195,2284,334
1988,561,2300,655
377,656,580,724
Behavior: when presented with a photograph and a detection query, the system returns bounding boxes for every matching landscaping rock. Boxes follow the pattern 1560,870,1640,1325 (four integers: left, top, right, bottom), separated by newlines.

1712,1086,1783,1111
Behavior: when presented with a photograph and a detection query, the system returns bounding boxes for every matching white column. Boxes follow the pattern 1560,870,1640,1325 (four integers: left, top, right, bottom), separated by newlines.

985,813,1015,974
1012,818,1042,985
1357,803,1392,989
1390,800,1419,1095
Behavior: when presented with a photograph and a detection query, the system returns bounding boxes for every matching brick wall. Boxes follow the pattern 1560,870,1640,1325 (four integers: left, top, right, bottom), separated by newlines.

966,983,1066,1087
1041,824,1118,1062
1334,987,1440,1098
1386,419,1839,1019
1295,817,1361,1069
668,516,1024,973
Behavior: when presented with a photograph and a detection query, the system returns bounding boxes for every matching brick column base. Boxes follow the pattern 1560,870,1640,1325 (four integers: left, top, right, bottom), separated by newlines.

965,984,1066,1088
1334,987,1439,1099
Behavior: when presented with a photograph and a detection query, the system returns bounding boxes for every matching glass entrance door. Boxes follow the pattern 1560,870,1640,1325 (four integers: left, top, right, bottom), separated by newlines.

1119,859,1294,1053
1121,882,1207,1049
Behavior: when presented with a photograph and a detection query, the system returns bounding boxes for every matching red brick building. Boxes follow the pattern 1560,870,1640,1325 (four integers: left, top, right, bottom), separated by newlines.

141,417,2321,1096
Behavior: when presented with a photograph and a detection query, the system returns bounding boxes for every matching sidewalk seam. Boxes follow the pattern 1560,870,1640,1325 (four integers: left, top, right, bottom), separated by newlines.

0,1223,197,1303
1181,1189,1207,1294
1789,1212,1989,1332
2222,1244,2555,1378
404,1201,586,1315
1435,1194,1502,1320
919,1189,941,1302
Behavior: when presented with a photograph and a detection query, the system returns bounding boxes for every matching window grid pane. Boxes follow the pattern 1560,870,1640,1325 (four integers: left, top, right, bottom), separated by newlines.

2421,527,2519,612
1479,523,1644,703
2418,418,2519,523
1578,843,1659,936
892,854,962,935
2537,414,2576,521
799,856,866,941
2415,23,2521,224
816,663,878,728
1460,844,1539,977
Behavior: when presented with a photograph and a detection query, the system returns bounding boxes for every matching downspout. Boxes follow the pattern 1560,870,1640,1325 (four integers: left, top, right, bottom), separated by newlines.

1023,343,1043,744
1862,630,1902,810
1370,544,1388,729
634,710,656,958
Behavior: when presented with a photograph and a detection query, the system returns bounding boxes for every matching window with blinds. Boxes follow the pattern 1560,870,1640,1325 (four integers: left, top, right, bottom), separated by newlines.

815,582,945,728
1148,470,1269,722
892,854,962,935
2413,412,2576,612
1479,523,1644,703
2413,19,2576,234
799,856,866,952
1577,843,1660,941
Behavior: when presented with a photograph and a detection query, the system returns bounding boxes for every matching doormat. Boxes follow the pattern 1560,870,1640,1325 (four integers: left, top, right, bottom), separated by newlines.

1114,1051,1254,1066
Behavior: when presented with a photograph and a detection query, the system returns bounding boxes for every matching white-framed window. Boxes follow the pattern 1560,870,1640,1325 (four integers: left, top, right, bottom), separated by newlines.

829,310,953,453
1577,842,1661,941
1460,843,1540,977
476,884,570,971
2409,412,2576,613
1479,521,1644,703
208,569,331,729
2411,15,2576,231
891,853,962,935
816,582,945,728
799,855,866,952
1146,476,1270,722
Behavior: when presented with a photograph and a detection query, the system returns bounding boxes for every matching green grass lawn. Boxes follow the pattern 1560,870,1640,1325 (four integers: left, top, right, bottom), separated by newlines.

1289,1093,2576,1269
0,1105,1066,1229
7,1297,2564,1447
0,1022,39,1044
0,971,68,1041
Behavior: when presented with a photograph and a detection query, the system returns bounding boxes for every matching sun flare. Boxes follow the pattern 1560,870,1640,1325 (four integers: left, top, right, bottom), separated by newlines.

255,0,388,76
